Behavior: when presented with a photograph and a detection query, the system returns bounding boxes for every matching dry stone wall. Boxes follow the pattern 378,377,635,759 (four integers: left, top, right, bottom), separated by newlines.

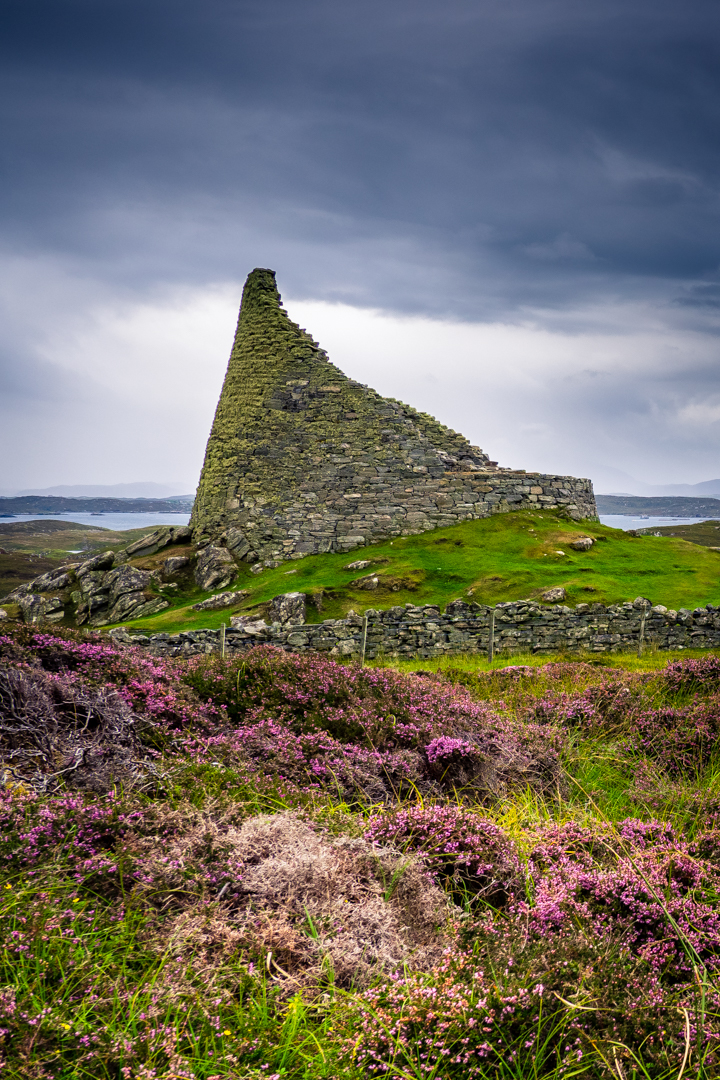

112,597,720,660
190,269,597,564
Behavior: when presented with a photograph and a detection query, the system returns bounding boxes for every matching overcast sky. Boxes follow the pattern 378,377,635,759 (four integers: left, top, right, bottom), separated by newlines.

2,0,720,496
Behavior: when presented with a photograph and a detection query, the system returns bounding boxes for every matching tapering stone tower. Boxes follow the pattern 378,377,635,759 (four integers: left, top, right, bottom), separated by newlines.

191,268,596,564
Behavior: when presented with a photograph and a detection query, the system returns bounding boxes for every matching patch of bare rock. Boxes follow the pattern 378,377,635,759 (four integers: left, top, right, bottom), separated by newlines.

0,526,192,627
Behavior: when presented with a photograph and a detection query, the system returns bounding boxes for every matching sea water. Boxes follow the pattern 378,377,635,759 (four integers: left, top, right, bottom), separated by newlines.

0,512,191,532
598,515,710,531
0,510,710,536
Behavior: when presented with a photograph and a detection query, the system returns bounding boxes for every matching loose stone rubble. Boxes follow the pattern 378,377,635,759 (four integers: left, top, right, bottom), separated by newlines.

191,590,250,612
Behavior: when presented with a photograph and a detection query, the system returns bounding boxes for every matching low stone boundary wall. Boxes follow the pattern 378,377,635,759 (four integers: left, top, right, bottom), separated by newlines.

110,597,720,660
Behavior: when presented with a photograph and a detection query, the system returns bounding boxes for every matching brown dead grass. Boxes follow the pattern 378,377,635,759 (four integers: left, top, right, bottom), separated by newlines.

134,809,453,993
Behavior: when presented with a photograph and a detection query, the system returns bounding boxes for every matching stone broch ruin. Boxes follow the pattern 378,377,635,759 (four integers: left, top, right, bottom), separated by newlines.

7,271,715,658
190,268,597,563
1,267,603,647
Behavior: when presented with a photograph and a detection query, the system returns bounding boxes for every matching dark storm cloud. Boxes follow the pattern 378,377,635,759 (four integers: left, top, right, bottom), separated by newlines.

2,0,720,494
2,0,720,316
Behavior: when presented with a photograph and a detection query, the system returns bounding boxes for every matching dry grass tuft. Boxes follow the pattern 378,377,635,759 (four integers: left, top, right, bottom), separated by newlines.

137,810,452,991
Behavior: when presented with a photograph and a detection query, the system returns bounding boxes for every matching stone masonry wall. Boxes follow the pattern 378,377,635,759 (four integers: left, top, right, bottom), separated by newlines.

112,598,720,661
190,269,597,564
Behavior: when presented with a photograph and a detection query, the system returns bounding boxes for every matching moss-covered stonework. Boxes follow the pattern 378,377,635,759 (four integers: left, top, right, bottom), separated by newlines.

191,269,597,561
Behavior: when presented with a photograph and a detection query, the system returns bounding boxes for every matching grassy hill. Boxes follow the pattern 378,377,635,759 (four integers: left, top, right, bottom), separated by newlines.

123,509,720,633
638,518,720,548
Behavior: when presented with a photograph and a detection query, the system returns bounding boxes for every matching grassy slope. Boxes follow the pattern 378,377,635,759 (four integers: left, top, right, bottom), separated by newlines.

124,509,720,633
0,520,166,557
639,518,720,547
0,552,64,599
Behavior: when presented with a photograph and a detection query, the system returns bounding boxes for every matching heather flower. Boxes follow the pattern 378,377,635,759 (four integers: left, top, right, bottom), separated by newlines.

366,805,521,906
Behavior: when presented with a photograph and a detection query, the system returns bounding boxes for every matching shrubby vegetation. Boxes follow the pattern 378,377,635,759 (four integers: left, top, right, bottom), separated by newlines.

2,625,720,1077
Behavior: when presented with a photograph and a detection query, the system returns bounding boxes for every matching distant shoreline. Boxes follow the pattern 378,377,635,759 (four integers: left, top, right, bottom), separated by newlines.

0,495,193,516
596,494,720,518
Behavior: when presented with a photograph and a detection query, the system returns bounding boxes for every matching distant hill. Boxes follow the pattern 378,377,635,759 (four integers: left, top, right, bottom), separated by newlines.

636,520,720,547
0,496,193,516
15,482,194,499
657,479,720,497
597,494,720,517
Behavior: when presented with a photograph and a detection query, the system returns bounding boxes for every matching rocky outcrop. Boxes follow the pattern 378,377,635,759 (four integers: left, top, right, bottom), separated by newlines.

190,268,597,563
123,526,191,559
73,561,171,626
18,594,65,624
0,526,193,626
76,551,116,577
268,591,306,625
194,545,236,591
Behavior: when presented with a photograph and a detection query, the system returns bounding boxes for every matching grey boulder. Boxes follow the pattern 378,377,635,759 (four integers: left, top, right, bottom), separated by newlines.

25,565,77,592
106,593,169,623
569,538,594,552
80,570,110,597
194,546,236,591
191,590,250,612
105,566,154,602
541,587,566,603
349,574,379,590
268,592,307,625
229,615,268,635
18,594,65,624
76,551,116,578
124,528,174,558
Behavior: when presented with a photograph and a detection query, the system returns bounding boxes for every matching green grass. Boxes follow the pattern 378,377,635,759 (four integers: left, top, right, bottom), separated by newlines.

0,873,335,1080
384,645,716,677
123,510,720,634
